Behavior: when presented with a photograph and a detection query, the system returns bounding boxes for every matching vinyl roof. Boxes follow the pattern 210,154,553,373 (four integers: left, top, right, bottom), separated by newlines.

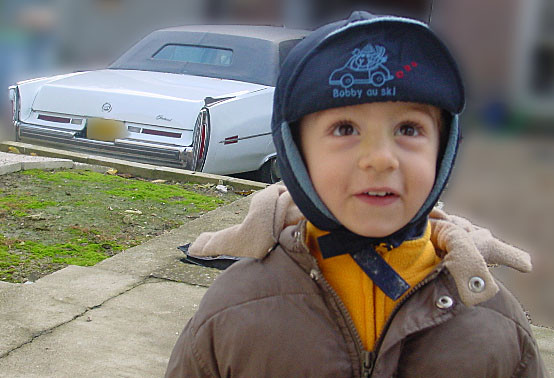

159,24,309,43
109,25,310,86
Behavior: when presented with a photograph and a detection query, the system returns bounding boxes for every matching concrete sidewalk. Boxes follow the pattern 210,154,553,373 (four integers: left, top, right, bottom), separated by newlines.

0,148,553,377
0,180,253,377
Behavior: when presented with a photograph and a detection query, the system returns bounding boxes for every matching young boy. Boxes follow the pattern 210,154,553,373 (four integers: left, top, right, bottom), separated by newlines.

166,11,547,377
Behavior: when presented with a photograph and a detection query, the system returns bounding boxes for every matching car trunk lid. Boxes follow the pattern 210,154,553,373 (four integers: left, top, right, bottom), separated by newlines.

30,69,267,145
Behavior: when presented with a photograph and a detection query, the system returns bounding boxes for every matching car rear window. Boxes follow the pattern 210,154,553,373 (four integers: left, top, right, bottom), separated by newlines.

152,44,233,66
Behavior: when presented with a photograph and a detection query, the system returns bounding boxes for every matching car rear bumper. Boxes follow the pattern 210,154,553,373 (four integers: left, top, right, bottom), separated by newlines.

15,121,194,170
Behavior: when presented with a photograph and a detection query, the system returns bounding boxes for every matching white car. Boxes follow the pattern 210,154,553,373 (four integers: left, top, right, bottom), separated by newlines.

8,25,308,183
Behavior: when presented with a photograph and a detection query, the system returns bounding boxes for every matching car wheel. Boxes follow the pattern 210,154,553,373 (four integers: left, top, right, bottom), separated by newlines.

340,74,354,88
258,158,281,184
371,71,386,87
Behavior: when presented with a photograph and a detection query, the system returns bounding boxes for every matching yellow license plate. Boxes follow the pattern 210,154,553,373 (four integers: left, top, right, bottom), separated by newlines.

86,119,127,142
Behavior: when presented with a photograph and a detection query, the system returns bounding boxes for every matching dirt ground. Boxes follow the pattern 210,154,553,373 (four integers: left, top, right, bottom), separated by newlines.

0,168,240,283
441,131,554,327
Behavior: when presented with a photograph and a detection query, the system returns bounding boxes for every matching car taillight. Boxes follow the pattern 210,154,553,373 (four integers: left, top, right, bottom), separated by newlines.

8,85,20,123
192,108,210,171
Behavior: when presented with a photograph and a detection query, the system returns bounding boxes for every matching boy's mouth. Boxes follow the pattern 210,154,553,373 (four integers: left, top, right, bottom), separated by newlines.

364,191,395,197
355,189,399,205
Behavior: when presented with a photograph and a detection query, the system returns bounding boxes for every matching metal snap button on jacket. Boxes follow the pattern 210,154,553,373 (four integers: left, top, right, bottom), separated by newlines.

469,276,486,293
436,295,454,309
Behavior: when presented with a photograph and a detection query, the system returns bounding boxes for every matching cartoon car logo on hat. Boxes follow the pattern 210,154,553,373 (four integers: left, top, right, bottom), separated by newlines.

329,44,394,89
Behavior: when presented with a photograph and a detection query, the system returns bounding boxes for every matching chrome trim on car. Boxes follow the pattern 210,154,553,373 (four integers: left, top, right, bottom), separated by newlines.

8,85,20,123
261,153,277,165
191,108,210,171
15,121,194,169
218,131,271,144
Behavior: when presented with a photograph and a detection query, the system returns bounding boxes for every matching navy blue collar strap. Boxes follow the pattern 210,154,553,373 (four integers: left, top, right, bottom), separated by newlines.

318,234,410,300
350,248,410,300
316,217,427,300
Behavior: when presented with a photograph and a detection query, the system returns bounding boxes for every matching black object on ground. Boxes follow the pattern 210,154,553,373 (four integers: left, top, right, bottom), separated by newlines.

179,244,242,270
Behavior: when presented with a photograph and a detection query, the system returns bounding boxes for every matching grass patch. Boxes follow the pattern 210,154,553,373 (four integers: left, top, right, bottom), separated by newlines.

0,194,57,217
0,169,241,282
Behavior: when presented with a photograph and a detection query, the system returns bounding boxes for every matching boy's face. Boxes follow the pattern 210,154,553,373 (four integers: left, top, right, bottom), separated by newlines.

300,101,441,238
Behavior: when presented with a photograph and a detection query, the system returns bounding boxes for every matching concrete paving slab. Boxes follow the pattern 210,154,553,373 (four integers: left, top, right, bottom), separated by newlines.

0,144,90,163
1,151,70,164
72,162,112,173
0,151,74,175
0,281,13,290
21,160,73,170
0,266,140,357
0,162,20,175
0,280,207,378
30,265,142,308
151,260,220,287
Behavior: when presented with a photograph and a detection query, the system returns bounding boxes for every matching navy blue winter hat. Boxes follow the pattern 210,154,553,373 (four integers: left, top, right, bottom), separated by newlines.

272,11,465,300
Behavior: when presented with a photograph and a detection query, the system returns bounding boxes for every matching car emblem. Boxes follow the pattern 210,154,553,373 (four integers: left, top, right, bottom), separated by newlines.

156,115,172,122
102,102,112,112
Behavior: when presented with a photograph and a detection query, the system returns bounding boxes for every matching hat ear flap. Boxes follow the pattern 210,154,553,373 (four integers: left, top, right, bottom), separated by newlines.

275,121,340,230
411,114,460,224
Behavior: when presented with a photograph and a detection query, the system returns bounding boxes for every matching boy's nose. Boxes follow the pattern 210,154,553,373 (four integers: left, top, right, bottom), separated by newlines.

357,138,399,173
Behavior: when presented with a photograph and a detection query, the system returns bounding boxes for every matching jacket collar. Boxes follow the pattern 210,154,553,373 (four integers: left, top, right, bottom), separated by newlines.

188,185,532,307
280,210,531,307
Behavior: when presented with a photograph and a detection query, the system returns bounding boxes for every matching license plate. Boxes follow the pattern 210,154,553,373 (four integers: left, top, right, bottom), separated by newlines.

86,118,127,142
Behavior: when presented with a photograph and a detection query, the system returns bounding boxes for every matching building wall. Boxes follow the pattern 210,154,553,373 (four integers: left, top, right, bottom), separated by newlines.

433,0,554,120
53,0,204,69
432,0,522,106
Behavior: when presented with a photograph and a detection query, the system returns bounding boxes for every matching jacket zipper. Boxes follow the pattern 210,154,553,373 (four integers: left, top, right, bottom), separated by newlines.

294,223,443,377
308,261,371,376
361,350,374,377
366,268,443,373
295,225,369,377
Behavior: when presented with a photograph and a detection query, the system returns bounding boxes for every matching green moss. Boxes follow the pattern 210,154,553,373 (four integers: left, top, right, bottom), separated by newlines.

0,194,56,215
22,169,223,210
0,249,21,270
18,239,123,266
22,169,126,184
0,236,22,275
0,228,124,272
103,181,223,208
24,200,57,209
0,168,239,282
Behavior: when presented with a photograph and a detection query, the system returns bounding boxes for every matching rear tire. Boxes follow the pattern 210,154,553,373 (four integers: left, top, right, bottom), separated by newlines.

258,158,281,184
340,74,354,88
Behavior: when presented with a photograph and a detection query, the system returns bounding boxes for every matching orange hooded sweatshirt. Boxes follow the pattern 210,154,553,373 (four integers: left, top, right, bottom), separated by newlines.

306,221,441,351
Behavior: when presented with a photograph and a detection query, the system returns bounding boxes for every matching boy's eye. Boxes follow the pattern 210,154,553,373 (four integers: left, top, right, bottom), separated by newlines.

395,123,421,137
332,123,359,136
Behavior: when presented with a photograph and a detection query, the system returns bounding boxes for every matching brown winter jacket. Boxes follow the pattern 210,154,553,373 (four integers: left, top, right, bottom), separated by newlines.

166,185,548,377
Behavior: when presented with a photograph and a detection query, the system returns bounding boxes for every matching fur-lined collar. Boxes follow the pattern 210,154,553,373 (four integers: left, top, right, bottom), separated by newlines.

189,184,531,306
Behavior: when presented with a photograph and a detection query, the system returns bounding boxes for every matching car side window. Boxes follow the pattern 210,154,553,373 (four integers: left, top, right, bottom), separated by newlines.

153,44,233,66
